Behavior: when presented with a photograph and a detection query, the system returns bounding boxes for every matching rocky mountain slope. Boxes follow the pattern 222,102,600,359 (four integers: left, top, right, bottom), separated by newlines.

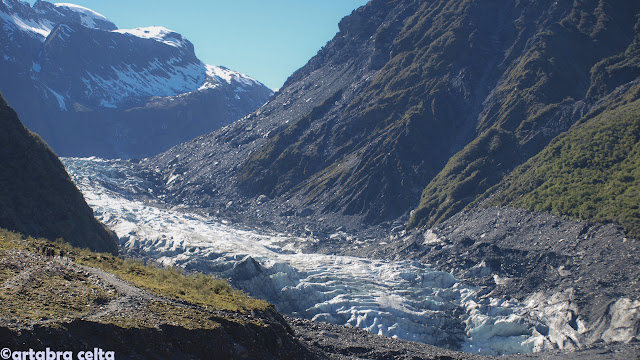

408,2,640,230
0,0,272,158
145,0,640,237
0,93,116,253
137,0,640,354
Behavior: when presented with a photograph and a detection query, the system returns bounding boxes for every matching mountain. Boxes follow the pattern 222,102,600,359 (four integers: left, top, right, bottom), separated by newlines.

80,0,640,353
0,92,117,253
145,0,640,235
0,0,273,158
407,0,640,230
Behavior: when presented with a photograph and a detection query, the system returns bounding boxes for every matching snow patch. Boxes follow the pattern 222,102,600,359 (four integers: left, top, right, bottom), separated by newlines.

422,229,442,245
113,26,188,48
81,58,206,106
0,10,53,39
203,64,261,88
166,173,180,185
54,3,108,29
99,99,116,109
46,87,66,110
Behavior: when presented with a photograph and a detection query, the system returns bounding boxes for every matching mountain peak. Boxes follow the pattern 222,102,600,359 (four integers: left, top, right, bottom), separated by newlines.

0,0,273,158
0,0,117,41
113,26,191,49
52,2,113,29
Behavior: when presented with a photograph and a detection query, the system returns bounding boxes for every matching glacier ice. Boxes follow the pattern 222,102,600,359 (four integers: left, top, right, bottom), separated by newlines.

62,157,639,355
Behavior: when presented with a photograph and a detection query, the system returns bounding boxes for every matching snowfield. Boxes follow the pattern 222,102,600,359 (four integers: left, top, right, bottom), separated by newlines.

62,157,640,355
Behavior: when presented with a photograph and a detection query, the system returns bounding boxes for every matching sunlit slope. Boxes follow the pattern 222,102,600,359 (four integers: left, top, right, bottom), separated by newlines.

485,85,640,239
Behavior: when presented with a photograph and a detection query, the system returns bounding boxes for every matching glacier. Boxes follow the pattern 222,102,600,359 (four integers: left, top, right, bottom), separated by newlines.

61,157,637,355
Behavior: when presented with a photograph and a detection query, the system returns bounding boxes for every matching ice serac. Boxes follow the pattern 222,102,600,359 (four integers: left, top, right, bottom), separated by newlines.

0,0,273,158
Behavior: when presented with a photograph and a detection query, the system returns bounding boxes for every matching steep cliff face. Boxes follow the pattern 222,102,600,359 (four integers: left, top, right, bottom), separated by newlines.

0,93,117,253
148,0,640,235
0,0,273,158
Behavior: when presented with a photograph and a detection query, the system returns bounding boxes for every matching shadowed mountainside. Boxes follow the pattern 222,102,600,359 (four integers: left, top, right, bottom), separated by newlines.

0,93,117,253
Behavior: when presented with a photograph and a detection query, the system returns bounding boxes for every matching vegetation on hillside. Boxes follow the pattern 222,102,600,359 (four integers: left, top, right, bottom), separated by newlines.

485,86,640,239
0,228,268,329
409,2,640,229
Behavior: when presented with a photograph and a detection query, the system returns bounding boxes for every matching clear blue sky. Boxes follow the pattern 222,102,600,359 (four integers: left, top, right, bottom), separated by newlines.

24,0,369,90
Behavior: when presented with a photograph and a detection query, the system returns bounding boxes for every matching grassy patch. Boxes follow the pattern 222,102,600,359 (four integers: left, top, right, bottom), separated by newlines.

0,273,113,322
0,230,269,329
76,253,269,312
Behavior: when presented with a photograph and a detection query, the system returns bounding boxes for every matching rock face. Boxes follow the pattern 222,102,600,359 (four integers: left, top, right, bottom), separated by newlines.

0,93,117,253
145,0,640,235
0,0,273,158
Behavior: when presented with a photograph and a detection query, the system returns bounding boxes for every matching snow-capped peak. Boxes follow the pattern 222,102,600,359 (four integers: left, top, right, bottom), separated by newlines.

0,1,116,41
53,3,108,29
113,26,188,48
203,64,261,88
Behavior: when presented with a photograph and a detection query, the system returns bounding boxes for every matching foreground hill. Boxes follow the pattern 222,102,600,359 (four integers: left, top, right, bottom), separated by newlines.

0,231,314,360
5,229,633,359
0,0,272,158
0,93,116,253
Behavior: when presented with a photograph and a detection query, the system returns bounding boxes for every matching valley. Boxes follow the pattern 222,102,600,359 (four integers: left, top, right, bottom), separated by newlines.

62,157,640,356
1,0,639,358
